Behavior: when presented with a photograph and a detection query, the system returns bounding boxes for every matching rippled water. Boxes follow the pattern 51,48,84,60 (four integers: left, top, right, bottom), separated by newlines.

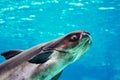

0,0,120,80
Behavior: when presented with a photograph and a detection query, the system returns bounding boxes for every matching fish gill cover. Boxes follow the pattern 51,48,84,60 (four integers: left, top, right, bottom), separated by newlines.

0,0,119,80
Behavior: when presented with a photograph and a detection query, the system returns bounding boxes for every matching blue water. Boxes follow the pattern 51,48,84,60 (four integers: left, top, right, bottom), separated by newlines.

0,0,119,80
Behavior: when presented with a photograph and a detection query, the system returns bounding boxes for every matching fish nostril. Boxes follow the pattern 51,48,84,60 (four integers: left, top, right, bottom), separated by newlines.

83,31,90,35
80,31,90,35
80,31,90,39
85,32,90,35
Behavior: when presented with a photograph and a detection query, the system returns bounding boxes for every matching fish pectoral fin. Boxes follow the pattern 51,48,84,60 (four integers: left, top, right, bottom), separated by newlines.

51,71,63,80
28,51,52,64
1,50,23,60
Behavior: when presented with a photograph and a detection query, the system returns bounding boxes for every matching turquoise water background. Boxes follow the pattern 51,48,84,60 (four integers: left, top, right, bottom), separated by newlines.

0,0,119,80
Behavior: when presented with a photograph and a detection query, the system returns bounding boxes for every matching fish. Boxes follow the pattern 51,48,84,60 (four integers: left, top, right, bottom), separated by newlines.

0,30,92,80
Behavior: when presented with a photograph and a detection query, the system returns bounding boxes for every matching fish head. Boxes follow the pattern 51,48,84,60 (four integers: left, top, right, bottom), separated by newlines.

49,30,92,63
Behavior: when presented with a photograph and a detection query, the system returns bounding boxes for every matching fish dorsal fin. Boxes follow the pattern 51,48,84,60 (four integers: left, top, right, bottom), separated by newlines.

1,50,23,60
29,51,52,64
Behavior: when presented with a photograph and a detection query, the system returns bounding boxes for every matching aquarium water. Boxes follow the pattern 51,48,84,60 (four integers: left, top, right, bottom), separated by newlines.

0,0,119,80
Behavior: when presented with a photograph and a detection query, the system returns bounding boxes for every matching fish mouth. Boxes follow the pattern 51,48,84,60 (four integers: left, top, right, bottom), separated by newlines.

73,36,92,53
69,36,92,62
42,48,68,54
80,36,92,52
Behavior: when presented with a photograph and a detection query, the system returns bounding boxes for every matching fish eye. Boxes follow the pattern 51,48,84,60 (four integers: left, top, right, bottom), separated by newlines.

69,35,79,42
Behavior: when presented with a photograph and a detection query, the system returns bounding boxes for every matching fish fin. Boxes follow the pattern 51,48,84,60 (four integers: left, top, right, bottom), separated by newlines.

51,71,63,80
1,50,23,59
28,51,52,64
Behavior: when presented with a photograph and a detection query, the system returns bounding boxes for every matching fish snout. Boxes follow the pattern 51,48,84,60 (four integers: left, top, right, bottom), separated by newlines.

80,31,90,39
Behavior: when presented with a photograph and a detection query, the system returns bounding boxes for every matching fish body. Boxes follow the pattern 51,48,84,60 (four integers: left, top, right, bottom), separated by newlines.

0,30,92,80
